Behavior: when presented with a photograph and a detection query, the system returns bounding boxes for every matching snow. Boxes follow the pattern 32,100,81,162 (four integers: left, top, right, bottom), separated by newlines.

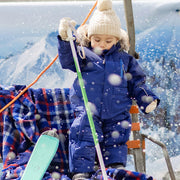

0,31,76,88
126,154,180,179
0,0,180,179
146,155,180,179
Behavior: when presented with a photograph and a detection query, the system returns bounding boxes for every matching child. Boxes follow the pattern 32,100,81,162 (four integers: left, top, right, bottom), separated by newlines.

57,0,159,179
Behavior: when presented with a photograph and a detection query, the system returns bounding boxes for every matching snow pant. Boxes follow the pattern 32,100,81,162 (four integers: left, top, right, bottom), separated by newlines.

69,110,131,173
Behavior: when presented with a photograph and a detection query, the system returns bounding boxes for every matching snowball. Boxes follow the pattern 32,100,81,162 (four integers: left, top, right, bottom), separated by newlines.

35,114,41,120
51,172,61,179
87,62,93,68
88,102,97,115
108,73,122,86
7,152,16,160
121,120,130,129
141,95,153,103
112,130,120,139
124,73,132,81
93,47,103,55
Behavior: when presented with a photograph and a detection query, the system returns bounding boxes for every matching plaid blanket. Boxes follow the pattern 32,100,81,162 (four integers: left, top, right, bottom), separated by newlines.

0,85,154,180
0,85,73,180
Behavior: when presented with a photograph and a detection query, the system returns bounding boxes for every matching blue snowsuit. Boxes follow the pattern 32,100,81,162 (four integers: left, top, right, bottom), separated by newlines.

57,36,159,173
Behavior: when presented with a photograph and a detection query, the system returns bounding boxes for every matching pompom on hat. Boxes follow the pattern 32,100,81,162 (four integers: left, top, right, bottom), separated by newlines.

88,0,121,40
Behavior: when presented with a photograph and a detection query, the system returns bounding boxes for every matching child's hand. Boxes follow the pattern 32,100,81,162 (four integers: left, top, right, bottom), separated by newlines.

59,17,76,41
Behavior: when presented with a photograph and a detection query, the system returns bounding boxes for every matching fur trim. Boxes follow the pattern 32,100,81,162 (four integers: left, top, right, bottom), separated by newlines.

119,29,130,52
76,24,90,47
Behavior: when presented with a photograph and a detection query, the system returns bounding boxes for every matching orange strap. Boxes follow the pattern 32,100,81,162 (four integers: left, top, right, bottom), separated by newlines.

131,122,140,131
129,105,139,114
0,54,59,114
81,0,98,26
126,140,141,149
0,1,97,114
126,139,145,149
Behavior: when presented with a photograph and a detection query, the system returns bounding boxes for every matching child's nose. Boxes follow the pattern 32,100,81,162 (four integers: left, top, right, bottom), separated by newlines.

99,41,105,48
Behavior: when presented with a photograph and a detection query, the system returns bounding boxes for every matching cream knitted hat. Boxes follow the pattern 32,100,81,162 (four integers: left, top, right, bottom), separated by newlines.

88,0,121,40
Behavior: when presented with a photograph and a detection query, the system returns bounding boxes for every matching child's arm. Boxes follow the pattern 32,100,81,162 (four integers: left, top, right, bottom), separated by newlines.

57,35,77,72
57,17,79,72
127,56,160,114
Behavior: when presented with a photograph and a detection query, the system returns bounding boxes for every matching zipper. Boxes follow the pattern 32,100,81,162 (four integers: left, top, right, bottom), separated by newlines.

103,58,105,64
120,59,124,78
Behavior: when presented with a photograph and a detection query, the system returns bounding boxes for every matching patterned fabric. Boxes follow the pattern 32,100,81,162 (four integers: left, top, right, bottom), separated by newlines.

106,168,153,180
0,85,154,180
0,85,74,180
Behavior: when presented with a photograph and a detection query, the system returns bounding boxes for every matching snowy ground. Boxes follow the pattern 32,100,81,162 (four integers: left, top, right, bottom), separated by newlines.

146,155,180,179
0,0,180,179
126,146,180,179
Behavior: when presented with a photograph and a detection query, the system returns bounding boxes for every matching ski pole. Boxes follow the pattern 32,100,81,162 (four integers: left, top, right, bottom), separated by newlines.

67,27,108,180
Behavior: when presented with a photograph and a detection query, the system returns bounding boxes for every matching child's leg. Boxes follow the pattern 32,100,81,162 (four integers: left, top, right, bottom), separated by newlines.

69,111,103,174
103,144,128,167
102,117,131,167
69,140,96,173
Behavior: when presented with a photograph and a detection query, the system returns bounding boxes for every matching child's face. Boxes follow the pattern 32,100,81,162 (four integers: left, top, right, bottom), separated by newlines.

90,34,118,51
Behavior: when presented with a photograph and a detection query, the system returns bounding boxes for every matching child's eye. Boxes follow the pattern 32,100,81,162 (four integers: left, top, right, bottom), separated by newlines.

95,39,100,42
106,41,112,43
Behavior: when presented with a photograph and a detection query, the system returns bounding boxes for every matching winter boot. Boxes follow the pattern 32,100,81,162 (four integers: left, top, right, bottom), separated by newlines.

72,173,91,180
108,163,125,170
